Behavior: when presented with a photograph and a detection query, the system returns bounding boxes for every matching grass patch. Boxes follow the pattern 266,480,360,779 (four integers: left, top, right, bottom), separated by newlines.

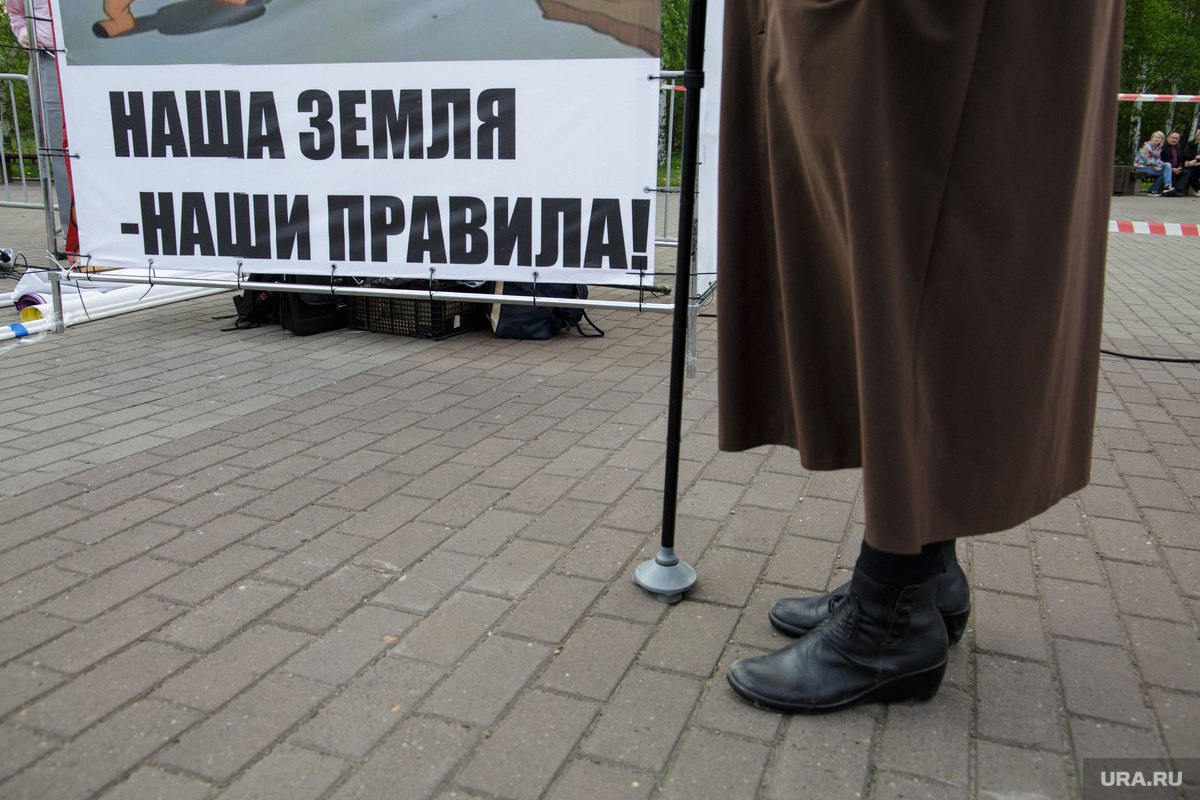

657,152,683,189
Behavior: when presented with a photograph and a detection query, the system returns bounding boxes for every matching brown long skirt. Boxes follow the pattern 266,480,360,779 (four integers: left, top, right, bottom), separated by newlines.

716,0,1126,553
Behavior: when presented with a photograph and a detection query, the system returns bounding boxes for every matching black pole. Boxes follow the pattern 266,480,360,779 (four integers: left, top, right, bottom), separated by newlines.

634,0,707,603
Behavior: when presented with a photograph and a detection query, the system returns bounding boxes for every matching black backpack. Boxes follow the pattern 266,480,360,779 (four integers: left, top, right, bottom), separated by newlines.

226,275,279,330
278,289,349,336
224,275,348,335
489,282,604,340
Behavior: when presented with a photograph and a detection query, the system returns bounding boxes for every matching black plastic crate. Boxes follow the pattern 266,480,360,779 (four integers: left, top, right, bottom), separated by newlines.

349,296,488,339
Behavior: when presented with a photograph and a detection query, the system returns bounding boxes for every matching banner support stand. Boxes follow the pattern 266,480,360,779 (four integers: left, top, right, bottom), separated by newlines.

634,0,707,604
24,0,64,331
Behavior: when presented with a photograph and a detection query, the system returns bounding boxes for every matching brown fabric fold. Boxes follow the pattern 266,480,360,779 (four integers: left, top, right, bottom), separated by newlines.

716,0,1126,552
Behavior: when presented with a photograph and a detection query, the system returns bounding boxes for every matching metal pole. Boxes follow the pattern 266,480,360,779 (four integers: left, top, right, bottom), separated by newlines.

634,0,707,603
23,0,64,331
22,1,53,247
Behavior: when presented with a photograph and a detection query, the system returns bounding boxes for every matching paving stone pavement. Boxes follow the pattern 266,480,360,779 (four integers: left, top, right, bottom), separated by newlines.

0,195,1198,799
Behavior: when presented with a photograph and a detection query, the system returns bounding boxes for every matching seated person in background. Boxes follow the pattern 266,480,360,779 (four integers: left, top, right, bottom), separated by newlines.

1135,131,1174,196
1182,129,1200,196
1161,131,1190,198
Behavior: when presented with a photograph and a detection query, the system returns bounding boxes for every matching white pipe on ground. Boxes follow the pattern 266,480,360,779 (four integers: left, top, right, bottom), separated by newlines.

0,285,229,342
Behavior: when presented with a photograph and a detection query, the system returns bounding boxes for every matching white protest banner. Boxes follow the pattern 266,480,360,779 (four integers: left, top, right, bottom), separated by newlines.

49,0,660,286
695,0,723,298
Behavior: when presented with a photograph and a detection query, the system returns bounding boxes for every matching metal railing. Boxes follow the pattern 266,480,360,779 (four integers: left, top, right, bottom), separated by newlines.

0,70,45,210
656,72,685,248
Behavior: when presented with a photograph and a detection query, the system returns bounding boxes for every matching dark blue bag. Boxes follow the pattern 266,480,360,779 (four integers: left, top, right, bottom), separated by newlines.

489,282,604,340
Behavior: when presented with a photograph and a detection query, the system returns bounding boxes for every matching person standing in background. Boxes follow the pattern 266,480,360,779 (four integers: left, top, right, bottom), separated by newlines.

6,0,72,240
716,0,1125,713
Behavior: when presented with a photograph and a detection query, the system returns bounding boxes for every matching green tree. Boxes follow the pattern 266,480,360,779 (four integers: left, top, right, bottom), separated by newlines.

659,0,1198,168
660,0,688,71
1117,0,1200,162
658,0,689,183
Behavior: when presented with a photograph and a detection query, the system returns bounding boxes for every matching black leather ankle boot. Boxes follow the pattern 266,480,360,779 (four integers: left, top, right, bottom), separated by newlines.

728,568,949,712
769,544,970,645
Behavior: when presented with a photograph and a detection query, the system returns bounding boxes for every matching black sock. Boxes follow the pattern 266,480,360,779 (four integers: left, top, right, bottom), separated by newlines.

938,539,960,571
856,540,945,586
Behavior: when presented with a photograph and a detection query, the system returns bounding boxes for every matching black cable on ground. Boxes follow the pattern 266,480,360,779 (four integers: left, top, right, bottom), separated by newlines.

1100,348,1200,364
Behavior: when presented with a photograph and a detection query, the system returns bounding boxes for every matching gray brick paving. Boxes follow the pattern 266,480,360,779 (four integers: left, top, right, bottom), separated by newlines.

0,664,63,719
16,641,192,738
289,656,443,761
152,624,314,712
155,675,333,783
24,597,184,675
456,690,599,800
0,699,201,800
1,196,1199,798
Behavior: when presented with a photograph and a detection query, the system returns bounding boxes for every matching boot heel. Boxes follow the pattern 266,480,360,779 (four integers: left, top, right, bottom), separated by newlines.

942,609,970,646
876,661,947,704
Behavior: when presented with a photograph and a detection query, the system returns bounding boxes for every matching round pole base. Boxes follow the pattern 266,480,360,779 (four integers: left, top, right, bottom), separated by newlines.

633,547,697,604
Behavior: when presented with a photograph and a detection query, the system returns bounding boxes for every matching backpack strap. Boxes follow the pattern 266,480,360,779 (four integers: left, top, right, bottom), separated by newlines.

571,310,605,338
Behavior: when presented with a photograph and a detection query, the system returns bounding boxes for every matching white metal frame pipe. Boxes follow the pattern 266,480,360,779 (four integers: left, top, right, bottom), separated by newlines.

51,271,678,313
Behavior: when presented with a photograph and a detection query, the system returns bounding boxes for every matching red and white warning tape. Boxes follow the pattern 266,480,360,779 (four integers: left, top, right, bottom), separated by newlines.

1113,94,1200,104
1110,220,1200,237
